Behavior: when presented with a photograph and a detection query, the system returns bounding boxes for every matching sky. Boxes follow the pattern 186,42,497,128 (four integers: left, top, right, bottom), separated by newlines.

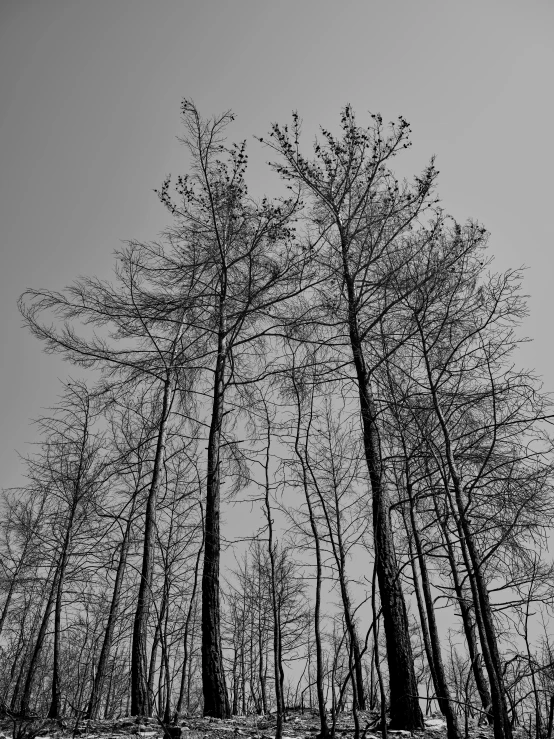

1,0,553,491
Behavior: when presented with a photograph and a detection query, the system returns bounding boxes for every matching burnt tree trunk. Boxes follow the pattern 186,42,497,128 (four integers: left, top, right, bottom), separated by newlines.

47,543,69,719
407,487,461,739
87,506,135,718
176,512,203,716
343,254,423,730
405,524,438,696
201,328,230,718
421,339,512,739
131,374,173,717
293,380,329,738
435,499,492,722
263,417,284,739
20,564,60,714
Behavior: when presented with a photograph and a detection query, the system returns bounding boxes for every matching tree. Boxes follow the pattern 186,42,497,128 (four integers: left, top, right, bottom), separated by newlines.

14,382,106,717
391,224,553,739
155,100,302,717
265,106,443,730
13,99,554,734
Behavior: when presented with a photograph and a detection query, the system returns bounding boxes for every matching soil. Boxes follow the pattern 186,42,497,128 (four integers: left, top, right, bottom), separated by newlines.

0,711,521,739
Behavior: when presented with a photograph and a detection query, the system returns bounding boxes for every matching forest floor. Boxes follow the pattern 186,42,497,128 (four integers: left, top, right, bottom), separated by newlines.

0,711,522,739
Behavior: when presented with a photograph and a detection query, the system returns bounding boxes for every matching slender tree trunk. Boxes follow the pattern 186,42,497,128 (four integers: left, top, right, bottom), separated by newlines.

47,553,67,719
342,250,423,731
104,646,119,720
176,516,203,716
202,328,230,718
258,609,268,714
332,511,365,712
159,566,173,723
0,495,47,642
420,340,512,739
435,499,492,722
546,696,554,739
456,504,511,739
131,374,173,717
6,597,35,707
3,624,25,703
292,382,329,738
240,637,246,715
310,415,366,715
405,526,438,696
450,499,498,719
407,487,461,739
304,504,329,736
87,507,135,718
371,564,387,739
317,490,366,716
186,602,198,712
0,570,20,641
231,638,238,716
148,569,170,718
147,619,162,714
262,417,284,739
162,626,172,724
20,563,60,714
49,395,91,720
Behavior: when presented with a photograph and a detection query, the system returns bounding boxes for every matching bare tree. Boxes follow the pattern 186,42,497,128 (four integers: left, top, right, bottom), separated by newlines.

264,106,448,730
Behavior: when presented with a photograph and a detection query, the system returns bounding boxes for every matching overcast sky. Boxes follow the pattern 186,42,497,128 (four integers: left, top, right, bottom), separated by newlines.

1,0,553,489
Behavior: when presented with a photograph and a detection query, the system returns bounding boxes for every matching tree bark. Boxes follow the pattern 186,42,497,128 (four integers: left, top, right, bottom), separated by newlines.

405,526,438,698
47,546,68,719
201,333,230,718
435,499,492,722
20,563,60,714
334,222,422,730
87,506,135,718
176,514,203,716
420,341,512,739
263,417,284,739
131,374,173,717
407,487,461,739
293,382,329,738
344,294,422,729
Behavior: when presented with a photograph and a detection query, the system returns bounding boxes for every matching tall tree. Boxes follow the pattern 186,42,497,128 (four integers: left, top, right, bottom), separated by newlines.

15,382,105,717
155,100,302,716
266,106,446,729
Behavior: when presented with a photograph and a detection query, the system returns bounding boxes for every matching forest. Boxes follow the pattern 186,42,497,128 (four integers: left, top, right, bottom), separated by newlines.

2,100,554,739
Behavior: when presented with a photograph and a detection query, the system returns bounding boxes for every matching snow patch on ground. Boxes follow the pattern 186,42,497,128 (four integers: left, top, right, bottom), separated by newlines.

425,719,447,731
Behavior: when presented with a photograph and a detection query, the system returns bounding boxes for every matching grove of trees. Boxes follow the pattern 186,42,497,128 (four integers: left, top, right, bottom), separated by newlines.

2,100,554,739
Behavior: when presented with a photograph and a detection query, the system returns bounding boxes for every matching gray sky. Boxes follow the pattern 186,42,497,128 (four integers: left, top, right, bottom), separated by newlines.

1,0,553,489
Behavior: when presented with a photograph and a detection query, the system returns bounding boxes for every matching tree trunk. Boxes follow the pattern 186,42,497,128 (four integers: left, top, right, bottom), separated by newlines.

47,553,66,719
176,515,203,716
407,488,461,739
421,349,512,739
0,495,47,641
293,383,329,738
455,500,512,739
87,507,135,718
148,569,170,718
263,418,284,739
0,568,20,641
202,337,230,718
342,246,423,731
310,416,366,716
405,526,438,698
20,564,60,714
258,609,268,714
131,374,173,717
147,619,162,714
435,499,492,722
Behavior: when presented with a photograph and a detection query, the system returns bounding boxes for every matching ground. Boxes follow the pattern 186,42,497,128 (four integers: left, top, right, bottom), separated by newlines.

0,711,516,739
